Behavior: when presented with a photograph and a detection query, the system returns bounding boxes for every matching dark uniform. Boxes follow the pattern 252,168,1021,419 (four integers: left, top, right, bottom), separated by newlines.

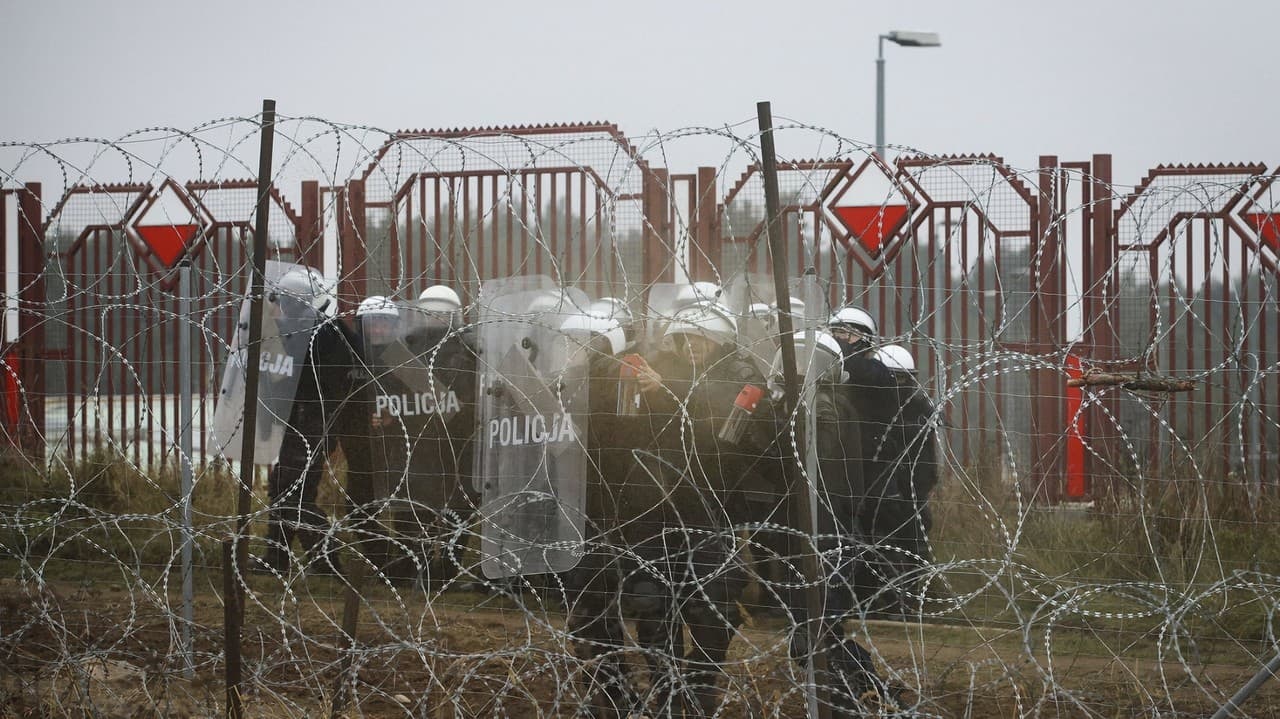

385,324,480,582
835,347,910,615
754,340,890,716
792,382,891,715
880,375,940,571
560,336,636,717
630,342,772,715
561,335,774,717
261,317,373,574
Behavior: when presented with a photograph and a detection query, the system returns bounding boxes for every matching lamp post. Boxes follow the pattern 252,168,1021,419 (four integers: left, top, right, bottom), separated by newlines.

876,30,941,159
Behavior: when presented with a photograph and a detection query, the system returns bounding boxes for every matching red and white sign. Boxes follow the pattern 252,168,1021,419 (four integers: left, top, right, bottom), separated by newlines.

830,204,911,257
126,179,209,270
823,157,916,271
135,224,200,268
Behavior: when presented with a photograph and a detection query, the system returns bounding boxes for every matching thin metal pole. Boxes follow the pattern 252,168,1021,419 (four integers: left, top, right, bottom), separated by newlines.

225,98,276,719
875,35,886,159
757,101,831,719
1212,651,1280,719
178,259,194,679
802,269,822,563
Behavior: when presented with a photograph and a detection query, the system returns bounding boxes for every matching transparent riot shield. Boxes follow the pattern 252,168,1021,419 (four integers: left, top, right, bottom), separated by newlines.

724,273,832,377
359,300,473,577
640,282,698,353
363,301,463,432
475,277,591,578
208,261,323,465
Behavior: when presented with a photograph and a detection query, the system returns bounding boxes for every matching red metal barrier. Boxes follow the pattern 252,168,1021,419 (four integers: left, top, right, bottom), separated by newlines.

6,123,1277,500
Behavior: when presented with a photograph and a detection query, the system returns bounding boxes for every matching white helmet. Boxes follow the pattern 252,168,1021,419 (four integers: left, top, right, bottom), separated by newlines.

559,313,626,357
747,302,773,320
774,298,808,327
418,285,462,313
588,297,632,325
526,290,566,316
271,266,335,316
356,295,400,319
781,298,806,315
828,306,877,336
874,344,916,373
663,302,737,347
675,281,722,309
769,330,847,393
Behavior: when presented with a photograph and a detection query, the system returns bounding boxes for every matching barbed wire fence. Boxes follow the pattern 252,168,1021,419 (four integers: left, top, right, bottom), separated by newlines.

0,104,1278,718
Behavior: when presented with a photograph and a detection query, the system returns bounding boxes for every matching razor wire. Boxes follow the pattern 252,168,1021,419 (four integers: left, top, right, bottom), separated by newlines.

0,114,1278,718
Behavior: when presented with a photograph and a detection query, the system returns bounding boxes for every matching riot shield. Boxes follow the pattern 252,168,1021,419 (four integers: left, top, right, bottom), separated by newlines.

363,301,463,432
208,261,323,465
724,273,831,376
475,277,592,578
361,300,472,577
640,282,701,353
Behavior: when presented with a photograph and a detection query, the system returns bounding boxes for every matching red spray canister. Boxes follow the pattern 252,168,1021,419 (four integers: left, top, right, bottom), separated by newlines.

718,383,765,444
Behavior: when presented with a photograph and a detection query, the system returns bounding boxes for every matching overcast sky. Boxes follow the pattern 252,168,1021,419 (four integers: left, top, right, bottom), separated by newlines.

3,0,1277,188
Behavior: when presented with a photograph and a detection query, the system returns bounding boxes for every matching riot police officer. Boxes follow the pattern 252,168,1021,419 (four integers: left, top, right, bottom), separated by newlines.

348,294,412,579
625,301,772,715
826,306,908,616
257,270,371,576
872,344,939,571
765,331,890,715
556,308,635,716
391,284,479,583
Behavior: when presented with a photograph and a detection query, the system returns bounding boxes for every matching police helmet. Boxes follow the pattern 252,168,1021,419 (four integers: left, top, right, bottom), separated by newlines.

588,297,633,325
357,295,400,319
780,298,806,316
747,302,773,320
418,285,462,314
674,281,722,310
828,306,877,336
271,266,335,316
559,313,626,357
769,330,847,395
874,344,916,374
525,290,568,316
664,302,737,347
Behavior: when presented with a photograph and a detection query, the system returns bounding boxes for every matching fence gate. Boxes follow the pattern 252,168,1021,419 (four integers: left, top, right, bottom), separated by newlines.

336,124,671,310
38,179,307,465
700,155,1071,498
1102,163,1280,494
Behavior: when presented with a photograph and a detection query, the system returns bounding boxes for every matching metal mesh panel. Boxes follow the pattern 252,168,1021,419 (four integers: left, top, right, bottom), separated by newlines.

6,121,1280,719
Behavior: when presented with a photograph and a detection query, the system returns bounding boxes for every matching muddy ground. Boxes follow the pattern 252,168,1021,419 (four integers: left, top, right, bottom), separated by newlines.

2,574,1278,718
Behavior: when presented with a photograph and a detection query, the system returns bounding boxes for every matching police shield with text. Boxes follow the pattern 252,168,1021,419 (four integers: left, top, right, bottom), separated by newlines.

209,260,326,465
358,292,476,583
209,262,370,576
403,285,478,581
474,277,591,579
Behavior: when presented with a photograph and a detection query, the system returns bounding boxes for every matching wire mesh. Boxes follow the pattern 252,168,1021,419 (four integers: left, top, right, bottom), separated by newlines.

0,115,1278,718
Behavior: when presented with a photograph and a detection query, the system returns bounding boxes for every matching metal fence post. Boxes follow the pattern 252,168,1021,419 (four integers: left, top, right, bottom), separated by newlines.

16,183,45,459
337,179,366,317
225,98,277,719
1032,156,1066,502
758,100,831,719
643,167,673,284
178,258,195,679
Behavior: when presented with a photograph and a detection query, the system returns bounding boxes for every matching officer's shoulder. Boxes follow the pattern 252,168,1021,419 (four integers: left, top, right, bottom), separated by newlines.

846,355,894,384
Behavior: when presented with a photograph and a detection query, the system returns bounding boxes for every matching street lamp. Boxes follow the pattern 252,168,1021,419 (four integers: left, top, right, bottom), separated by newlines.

876,30,941,159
